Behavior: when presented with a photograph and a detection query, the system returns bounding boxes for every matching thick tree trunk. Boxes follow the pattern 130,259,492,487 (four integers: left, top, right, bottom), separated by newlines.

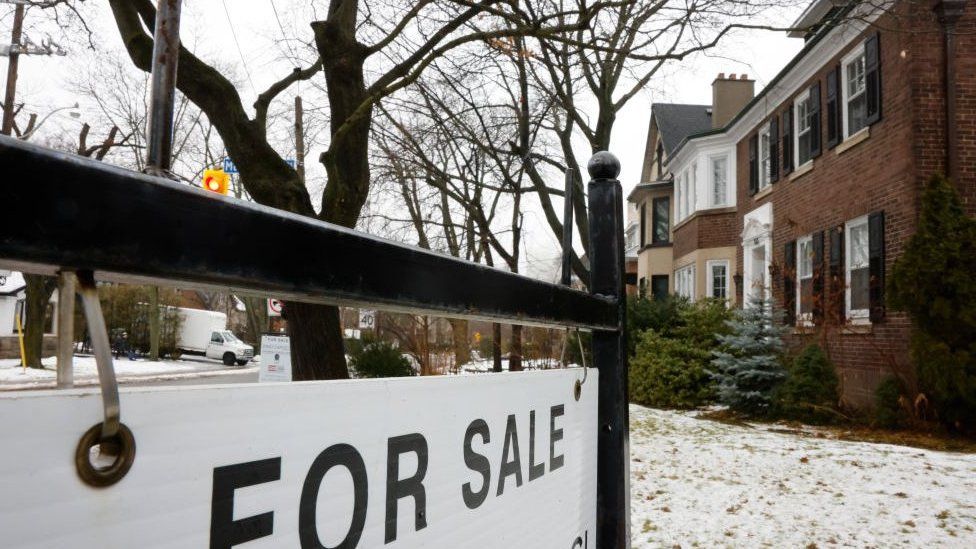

509,324,524,371
492,322,502,372
23,274,56,368
242,296,268,353
448,318,470,371
285,301,348,380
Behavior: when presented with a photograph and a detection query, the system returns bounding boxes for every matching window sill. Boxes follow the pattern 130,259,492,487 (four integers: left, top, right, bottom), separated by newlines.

790,161,814,181
639,242,673,251
841,321,873,335
835,127,870,155
753,185,773,201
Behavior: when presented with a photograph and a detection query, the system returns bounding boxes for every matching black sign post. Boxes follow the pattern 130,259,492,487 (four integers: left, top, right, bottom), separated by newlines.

587,152,630,548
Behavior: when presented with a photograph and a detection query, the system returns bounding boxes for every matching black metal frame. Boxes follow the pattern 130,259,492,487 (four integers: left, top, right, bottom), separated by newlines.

0,135,630,547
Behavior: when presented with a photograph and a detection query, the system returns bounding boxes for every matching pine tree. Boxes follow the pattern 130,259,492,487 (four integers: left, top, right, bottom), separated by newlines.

710,294,787,416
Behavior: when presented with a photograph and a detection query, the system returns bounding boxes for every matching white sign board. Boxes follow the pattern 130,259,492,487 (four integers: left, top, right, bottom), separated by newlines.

0,370,596,548
258,334,292,382
267,298,283,317
358,309,376,330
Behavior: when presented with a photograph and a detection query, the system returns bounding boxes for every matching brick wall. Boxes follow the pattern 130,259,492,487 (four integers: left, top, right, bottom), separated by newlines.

731,2,976,407
673,209,737,259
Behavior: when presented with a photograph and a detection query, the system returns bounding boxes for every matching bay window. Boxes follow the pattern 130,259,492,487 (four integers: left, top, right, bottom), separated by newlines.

710,155,729,207
707,260,729,300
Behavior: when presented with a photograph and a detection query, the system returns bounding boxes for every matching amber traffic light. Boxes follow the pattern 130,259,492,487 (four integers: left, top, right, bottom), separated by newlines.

202,169,230,195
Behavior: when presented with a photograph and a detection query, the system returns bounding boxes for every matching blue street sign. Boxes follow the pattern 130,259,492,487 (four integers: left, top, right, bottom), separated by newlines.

224,158,294,173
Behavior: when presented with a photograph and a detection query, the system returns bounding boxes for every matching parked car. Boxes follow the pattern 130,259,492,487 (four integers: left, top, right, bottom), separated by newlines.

205,330,254,366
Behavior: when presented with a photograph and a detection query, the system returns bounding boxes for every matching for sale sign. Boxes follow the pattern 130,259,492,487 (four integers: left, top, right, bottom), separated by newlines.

259,334,292,382
0,370,596,548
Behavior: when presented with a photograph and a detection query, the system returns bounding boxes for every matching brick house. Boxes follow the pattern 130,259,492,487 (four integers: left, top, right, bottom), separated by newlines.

631,0,975,406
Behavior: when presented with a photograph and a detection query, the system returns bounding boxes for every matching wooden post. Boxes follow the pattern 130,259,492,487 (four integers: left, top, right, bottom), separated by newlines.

56,271,76,388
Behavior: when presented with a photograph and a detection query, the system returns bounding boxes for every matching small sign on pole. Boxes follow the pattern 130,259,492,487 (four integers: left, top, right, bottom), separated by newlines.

267,298,283,317
222,157,238,174
358,309,376,330
258,334,291,382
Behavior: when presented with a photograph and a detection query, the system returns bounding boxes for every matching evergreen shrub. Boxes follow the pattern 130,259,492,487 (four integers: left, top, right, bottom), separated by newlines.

775,344,840,423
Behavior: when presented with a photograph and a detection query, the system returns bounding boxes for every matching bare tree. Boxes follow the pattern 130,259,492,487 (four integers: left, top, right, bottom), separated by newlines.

104,0,609,380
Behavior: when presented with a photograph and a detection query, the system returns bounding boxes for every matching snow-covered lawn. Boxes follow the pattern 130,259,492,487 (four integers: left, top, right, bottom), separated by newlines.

0,355,256,390
630,405,976,547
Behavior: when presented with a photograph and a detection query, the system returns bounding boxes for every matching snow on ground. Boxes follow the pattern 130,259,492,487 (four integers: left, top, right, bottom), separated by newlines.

462,357,567,373
0,355,256,390
630,405,976,548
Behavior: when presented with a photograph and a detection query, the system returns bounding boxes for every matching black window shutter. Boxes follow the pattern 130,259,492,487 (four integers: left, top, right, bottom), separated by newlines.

784,240,797,325
829,228,844,325
865,33,882,125
868,211,885,322
809,81,822,159
812,231,825,324
826,65,840,148
770,117,780,183
748,134,759,195
639,203,646,248
782,110,794,175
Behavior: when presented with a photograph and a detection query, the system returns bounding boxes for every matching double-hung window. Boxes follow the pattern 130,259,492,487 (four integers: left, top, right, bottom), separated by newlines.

843,50,868,137
675,265,695,301
795,90,812,166
675,173,684,221
710,155,729,207
758,129,771,191
797,235,814,324
707,260,729,300
845,216,870,321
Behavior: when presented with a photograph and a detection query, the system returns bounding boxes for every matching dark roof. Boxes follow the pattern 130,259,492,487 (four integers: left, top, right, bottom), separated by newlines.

668,2,857,159
653,103,713,155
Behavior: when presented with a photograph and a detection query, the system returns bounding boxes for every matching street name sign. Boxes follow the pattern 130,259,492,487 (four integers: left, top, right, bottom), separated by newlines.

0,369,597,548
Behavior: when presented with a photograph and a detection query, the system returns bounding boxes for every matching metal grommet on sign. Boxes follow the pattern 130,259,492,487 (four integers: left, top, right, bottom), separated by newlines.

75,422,136,488
74,270,134,486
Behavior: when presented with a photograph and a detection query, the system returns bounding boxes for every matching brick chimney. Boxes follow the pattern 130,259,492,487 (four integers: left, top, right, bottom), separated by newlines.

711,73,755,128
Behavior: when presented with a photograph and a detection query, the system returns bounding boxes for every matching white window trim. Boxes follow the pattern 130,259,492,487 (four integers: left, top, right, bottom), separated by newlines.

845,215,871,323
708,154,729,207
840,44,867,140
706,259,730,301
796,235,813,326
758,128,771,191
794,89,812,168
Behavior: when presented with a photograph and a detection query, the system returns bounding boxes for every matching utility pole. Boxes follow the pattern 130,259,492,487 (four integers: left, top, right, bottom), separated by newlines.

144,0,183,361
294,95,305,185
1,3,25,136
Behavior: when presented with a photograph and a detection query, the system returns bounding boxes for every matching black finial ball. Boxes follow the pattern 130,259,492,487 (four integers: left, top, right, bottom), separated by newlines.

587,151,620,180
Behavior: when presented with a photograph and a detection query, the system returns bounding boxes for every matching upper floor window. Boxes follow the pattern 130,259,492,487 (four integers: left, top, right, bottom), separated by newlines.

846,216,870,320
707,260,729,300
652,196,670,244
844,51,867,136
710,155,729,207
758,128,771,191
655,141,665,178
675,172,685,221
795,90,813,166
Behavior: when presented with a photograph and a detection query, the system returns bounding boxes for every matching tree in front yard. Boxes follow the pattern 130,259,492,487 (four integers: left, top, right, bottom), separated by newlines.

889,174,976,432
710,294,787,416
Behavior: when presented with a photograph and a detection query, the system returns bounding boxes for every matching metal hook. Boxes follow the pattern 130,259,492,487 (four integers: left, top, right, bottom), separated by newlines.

73,270,135,487
573,329,588,401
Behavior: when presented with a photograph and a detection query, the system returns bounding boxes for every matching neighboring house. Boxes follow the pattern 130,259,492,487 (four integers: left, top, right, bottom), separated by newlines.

636,0,975,406
0,270,59,359
628,103,715,300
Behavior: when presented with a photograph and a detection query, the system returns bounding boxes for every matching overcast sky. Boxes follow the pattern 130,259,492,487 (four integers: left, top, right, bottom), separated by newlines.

1,1,807,279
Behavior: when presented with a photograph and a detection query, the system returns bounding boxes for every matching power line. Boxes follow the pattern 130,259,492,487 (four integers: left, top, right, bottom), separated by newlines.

220,0,256,94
